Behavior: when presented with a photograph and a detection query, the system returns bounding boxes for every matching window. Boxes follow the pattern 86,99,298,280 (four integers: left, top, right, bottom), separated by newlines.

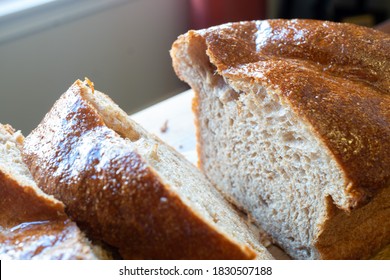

0,0,59,17
0,0,126,45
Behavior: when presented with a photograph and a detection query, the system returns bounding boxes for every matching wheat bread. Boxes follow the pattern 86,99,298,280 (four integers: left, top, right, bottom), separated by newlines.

0,124,106,260
22,79,273,260
170,19,390,259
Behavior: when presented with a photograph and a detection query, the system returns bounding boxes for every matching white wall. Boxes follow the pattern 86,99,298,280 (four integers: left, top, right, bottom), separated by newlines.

0,0,190,133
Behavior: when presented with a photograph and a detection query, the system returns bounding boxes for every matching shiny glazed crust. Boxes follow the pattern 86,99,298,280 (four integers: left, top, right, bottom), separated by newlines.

171,19,390,259
0,124,100,260
22,81,265,260
173,19,390,208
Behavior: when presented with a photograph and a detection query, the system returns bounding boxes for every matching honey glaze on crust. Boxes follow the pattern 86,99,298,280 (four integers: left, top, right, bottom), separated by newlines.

0,156,97,259
0,171,63,259
23,81,256,259
199,19,390,206
0,219,86,260
0,171,65,228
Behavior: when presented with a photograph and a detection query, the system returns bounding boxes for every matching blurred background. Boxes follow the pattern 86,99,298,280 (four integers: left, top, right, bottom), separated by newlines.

0,0,389,133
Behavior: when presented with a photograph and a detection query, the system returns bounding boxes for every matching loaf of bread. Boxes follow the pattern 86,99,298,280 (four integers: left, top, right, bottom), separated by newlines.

0,124,105,260
22,79,273,260
171,19,390,259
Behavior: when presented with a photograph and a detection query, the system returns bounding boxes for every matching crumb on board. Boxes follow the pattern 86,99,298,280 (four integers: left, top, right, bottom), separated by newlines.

160,120,169,133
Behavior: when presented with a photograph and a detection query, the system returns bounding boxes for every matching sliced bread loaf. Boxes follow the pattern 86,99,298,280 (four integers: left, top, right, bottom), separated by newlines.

22,79,273,260
170,19,390,259
0,124,105,260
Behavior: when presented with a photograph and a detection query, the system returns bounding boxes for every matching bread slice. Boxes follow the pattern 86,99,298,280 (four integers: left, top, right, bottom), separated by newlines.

170,19,390,259
22,79,273,260
0,124,106,260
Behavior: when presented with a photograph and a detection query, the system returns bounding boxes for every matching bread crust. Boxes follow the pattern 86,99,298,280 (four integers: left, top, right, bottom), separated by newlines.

0,125,100,260
171,19,390,259
317,189,390,259
173,19,390,209
22,81,263,259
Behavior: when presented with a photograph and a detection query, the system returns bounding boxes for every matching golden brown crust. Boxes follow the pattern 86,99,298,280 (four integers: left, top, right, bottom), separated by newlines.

191,90,204,169
316,188,390,259
23,81,258,259
0,217,96,260
187,19,390,207
0,171,65,228
0,126,98,259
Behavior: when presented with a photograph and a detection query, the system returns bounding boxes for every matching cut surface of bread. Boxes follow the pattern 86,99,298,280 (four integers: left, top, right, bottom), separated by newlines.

0,124,104,260
22,79,273,260
170,19,390,259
